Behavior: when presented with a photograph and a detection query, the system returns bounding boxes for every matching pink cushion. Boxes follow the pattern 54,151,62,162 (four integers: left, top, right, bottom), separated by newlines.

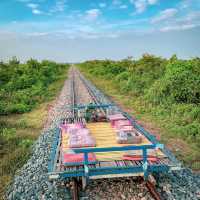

77,128,90,136
68,127,96,148
60,125,68,134
60,123,84,135
68,123,82,129
119,125,133,132
68,135,96,148
108,114,126,121
68,128,90,136
114,120,131,129
60,124,68,129
67,123,84,135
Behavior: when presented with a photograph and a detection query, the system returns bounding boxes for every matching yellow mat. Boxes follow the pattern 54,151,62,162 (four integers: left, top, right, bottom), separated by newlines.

61,122,165,161
87,122,165,160
86,122,151,147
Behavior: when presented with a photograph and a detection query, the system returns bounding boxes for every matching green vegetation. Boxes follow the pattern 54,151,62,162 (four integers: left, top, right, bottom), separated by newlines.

79,54,200,168
0,57,68,114
0,58,69,198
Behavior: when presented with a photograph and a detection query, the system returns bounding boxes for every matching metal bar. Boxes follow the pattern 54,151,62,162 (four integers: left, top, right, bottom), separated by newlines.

63,161,97,167
55,163,170,179
53,129,61,171
73,144,156,153
48,128,60,172
84,153,88,165
143,148,148,180
83,152,89,186
68,103,115,109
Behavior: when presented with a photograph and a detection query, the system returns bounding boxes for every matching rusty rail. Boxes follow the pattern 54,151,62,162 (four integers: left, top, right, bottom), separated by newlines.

146,180,162,200
137,176,162,200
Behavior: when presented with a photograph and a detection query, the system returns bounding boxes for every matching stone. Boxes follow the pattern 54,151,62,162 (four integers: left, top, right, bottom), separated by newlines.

138,193,143,197
121,194,126,199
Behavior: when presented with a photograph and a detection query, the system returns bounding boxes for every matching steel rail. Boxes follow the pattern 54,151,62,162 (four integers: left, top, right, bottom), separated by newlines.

69,68,80,200
70,67,77,118
75,69,106,115
137,177,162,200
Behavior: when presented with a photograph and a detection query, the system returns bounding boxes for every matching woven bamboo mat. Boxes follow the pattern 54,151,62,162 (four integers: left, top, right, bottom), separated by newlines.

86,122,151,147
60,122,166,161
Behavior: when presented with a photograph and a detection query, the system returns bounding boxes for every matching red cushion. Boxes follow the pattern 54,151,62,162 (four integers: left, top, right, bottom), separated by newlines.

122,155,158,162
63,153,96,164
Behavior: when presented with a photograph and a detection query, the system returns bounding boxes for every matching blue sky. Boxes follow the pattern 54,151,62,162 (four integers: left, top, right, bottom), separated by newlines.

0,0,200,62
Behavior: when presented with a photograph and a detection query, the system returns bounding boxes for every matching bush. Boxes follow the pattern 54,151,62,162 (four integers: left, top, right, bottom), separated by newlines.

79,55,200,145
0,58,69,114
115,71,129,82
80,55,166,95
147,59,200,104
7,103,31,114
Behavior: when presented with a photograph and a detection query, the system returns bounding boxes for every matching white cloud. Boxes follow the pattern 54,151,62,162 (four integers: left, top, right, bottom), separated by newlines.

119,5,128,9
27,3,38,9
26,2,43,15
151,8,178,23
27,32,49,37
32,9,42,15
17,0,32,2
185,11,200,21
172,11,200,26
110,0,128,10
50,0,67,13
112,0,122,5
1,16,150,39
147,0,158,5
159,11,200,32
131,0,147,13
160,24,198,32
130,0,159,13
85,9,101,21
180,0,192,9
99,3,106,8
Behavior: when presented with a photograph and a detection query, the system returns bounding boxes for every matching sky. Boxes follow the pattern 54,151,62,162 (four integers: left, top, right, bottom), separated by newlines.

0,0,200,62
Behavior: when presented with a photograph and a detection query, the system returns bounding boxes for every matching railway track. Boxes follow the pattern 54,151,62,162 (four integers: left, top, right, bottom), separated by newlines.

67,67,163,200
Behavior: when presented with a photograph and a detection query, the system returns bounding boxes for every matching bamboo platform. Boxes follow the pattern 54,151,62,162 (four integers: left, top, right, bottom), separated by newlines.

61,122,165,162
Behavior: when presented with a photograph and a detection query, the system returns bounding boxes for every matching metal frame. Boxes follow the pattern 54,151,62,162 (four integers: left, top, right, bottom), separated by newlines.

48,128,60,172
48,104,181,182
122,111,181,168
71,144,163,180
